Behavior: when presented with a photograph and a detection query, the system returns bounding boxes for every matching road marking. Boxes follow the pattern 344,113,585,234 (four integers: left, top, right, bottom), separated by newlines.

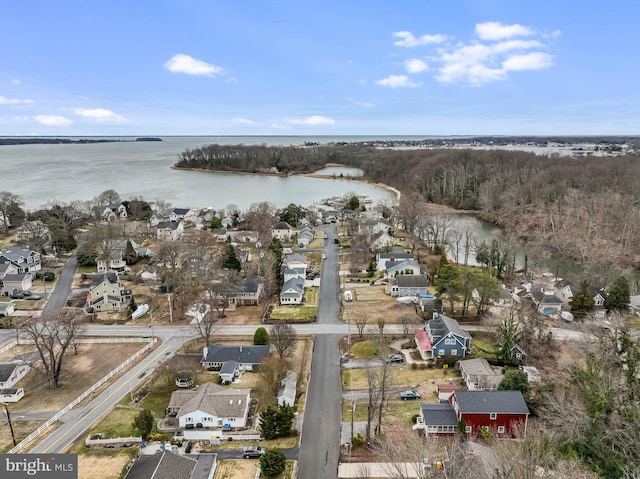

38,343,174,453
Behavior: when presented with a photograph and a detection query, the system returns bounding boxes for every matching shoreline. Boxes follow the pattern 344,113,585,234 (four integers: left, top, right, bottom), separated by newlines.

172,164,403,203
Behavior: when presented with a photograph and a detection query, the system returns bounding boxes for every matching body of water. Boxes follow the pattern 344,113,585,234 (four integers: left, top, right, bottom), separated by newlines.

0,136,403,211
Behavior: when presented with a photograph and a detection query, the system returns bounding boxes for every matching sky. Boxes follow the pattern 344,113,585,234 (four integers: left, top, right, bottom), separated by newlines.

1,0,639,136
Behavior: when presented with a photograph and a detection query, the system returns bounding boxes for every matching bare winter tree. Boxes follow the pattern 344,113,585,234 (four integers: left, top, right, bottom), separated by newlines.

354,312,369,340
371,430,441,479
96,189,121,205
19,313,86,389
365,358,394,441
0,191,24,232
255,355,290,410
244,201,277,243
270,322,296,358
156,240,185,310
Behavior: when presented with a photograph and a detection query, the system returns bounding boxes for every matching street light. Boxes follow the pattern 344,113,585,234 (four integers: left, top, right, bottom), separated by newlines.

2,402,17,447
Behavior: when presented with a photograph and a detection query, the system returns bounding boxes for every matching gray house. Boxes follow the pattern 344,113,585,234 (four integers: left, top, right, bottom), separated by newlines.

422,313,472,360
388,275,429,297
201,345,270,371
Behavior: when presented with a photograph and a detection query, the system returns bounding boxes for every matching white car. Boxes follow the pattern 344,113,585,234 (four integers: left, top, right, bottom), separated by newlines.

322,253,327,260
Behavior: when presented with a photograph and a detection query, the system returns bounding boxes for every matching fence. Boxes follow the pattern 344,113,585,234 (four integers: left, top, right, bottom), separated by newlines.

8,338,158,454
85,435,142,446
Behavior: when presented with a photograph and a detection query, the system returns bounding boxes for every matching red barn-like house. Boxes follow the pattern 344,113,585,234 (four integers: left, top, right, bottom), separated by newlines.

415,390,530,438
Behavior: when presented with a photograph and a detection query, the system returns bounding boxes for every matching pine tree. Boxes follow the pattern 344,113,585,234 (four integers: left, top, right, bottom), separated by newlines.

222,241,242,271
124,240,138,265
605,276,630,312
569,280,595,318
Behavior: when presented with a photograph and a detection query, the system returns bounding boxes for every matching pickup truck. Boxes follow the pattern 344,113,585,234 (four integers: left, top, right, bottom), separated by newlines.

242,446,266,458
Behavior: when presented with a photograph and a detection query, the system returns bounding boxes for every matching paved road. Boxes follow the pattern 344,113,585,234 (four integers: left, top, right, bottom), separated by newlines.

298,225,342,479
43,232,86,315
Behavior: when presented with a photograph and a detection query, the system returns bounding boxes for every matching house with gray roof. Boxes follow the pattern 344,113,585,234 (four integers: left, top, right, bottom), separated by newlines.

201,345,270,371
445,441,500,479
124,450,217,479
375,252,414,272
280,277,304,304
0,362,30,389
458,358,504,391
156,221,184,241
167,382,252,429
170,208,198,224
0,246,41,274
86,273,132,312
421,313,472,360
271,221,296,242
414,390,530,438
388,274,429,297
384,259,421,279
1,272,33,297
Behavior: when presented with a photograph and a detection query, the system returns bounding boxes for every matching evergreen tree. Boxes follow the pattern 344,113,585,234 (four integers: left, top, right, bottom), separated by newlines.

605,276,630,312
76,242,98,266
133,409,154,440
569,280,596,318
222,241,242,271
124,240,139,265
347,195,360,210
498,369,530,395
129,296,138,316
254,327,269,345
259,406,279,440
210,216,223,229
259,448,286,477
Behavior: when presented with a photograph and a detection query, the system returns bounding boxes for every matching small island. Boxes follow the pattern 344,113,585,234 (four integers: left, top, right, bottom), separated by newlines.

135,137,163,142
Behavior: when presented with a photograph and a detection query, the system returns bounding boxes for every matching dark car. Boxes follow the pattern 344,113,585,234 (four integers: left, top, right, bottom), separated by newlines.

242,446,265,459
334,238,340,244
185,423,195,430
400,390,421,400
184,441,192,453
386,354,404,364
25,295,42,300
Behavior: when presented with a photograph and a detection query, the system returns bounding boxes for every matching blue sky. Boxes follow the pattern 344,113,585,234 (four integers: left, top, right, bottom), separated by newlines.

1,0,638,135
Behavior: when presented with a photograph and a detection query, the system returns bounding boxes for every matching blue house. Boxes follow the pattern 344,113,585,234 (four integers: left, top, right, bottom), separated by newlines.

417,313,472,360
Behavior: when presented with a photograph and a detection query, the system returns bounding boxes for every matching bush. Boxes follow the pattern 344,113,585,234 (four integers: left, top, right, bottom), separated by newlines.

411,414,419,425
259,448,286,477
352,432,364,448
254,327,269,345
410,363,418,370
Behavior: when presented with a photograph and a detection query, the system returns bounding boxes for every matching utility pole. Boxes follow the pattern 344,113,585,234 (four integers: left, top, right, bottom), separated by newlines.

2,402,17,447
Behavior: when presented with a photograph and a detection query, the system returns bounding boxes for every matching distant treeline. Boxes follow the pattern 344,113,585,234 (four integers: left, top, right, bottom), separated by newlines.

0,138,122,145
175,143,640,283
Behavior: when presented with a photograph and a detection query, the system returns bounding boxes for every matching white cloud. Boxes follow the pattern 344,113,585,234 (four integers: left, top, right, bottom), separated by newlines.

475,22,534,41
502,52,554,71
74,108,126,122
375,74,422,88
164,54,225,76
232,117,255,124
287,115,336,125
393,31,447,47
33,115,73,126
0,96,34,105
404,58,429,73
11,79,21,85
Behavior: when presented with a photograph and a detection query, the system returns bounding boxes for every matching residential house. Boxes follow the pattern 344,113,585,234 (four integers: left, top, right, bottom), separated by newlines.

167,382,252,429
277,371,297,407
555,278,606,309
149,211,169,227
1,273,33,297
458,358,504,391
283,267,306,283
0,388,24,403
124,450,217,479
283,253,307,270
0,362,30,389
494,287,517,307
212,278,263,306
201,345,270,371
93,204,127,222
271,222,296,242
384,259,421,279
0,302,15,317
97,239,152,273
510,344,527,364
530,285,564,315
14,220,51,244
170,208,198,224
0,246,42,273
86,273,132,312
360,219,390,236
414,313,472,360
280,277,305,304
415,390,530,438
156,221,184,241
375,252,414,272
216,230,259,244
0,263,18,279
388,275,429,297
297,226,315,247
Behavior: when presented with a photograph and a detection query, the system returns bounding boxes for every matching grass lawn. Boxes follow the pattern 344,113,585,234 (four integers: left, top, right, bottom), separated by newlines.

0,420,43,453
88,407,139,439
470,332,499,358
349,340,388,359
270,305,317,320
304,287,319,306
76,265,97,275
342,401,421,426
342,367,457,390
77,449,136,479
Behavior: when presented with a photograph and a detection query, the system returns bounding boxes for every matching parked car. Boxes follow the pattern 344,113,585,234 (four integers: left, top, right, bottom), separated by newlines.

242,446,265,459
199,304,207,313
25,295,42,300
334,238,339,244
184,441,192,453
400,390,421,400
386,354,404,364
185,423,195,430
322,253,327,260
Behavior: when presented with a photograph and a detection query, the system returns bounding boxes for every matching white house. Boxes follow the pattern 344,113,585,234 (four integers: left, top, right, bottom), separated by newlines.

280,277,304,304
0,362,30,389
1,273,33,297
0,388,24,403
156,221,184,241
0,246,42,273
170,207,198,224
167,382,252,429
271,222,296,242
